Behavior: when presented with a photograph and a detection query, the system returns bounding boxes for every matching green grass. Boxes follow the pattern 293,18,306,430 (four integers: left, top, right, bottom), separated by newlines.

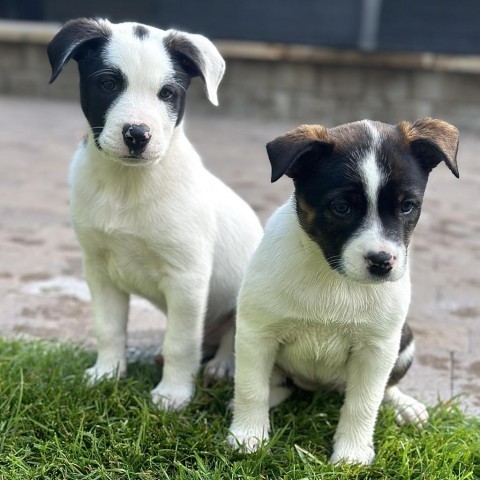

0,339,478,479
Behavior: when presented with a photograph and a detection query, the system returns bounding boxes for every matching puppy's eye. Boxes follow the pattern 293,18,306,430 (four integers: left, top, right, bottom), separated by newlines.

331,199,351,216
158,86,175,100
101,79,117,91
400,200,416,214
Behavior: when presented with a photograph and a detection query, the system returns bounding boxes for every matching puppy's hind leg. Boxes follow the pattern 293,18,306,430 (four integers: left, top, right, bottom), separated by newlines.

203,325,235,385
269,367,292,408
383,385,428,428
227,366,291,411
383,323,428,427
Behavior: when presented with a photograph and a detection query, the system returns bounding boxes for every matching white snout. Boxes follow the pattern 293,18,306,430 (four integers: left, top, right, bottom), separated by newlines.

98,91,173,164
341,230,406,283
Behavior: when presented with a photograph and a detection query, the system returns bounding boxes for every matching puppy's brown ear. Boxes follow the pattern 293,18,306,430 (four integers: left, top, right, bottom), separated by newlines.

266,124,333,183
400,118,459,178
164,30,225,106
47,18,111,83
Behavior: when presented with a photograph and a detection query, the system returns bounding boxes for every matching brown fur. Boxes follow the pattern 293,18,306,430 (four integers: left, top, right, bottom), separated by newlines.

398,118,459,177
296,195,317,231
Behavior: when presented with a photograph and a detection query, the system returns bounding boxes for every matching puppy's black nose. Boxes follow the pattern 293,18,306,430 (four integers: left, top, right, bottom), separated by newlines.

122,123,151,155
366,251,394,276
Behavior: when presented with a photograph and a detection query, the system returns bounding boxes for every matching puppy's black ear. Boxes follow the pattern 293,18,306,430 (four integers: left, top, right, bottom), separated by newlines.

266,124,334,183
164,30,225,106
47,18,111,83
400,118,459,178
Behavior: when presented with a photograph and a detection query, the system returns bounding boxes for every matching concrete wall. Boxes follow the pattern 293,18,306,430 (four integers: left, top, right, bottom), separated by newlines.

2,20,480,131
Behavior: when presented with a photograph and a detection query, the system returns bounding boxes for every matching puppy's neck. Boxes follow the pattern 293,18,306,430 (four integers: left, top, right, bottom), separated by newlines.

76,125,199,203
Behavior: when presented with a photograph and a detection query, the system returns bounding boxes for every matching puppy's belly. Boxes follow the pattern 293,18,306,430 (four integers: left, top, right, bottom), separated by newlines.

276,325,352,389
107,247,169,310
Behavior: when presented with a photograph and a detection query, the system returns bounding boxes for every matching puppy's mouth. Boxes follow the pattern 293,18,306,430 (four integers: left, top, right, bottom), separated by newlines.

114,154,157,167
100,146,159,166
338,267,394,285
91,130,162,165
94,141,160,166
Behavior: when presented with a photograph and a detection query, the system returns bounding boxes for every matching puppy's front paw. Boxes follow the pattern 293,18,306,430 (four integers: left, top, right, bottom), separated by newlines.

227,426,269,453
84,362,126,385
150,381,194,411
203,355,234,385
330,444,375,465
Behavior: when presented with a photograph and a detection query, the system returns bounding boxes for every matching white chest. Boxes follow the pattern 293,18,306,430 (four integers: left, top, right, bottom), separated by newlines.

69,154,202,305
276,322,354,387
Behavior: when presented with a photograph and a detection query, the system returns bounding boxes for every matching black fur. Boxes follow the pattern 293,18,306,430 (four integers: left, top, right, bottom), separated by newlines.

49,20,216,141
163,31,208,126
47,18,111,83
77,56,127,148
294,154,369,272
157,60,191,127
289,122,429,275
133,24,149,40
47,18,124,147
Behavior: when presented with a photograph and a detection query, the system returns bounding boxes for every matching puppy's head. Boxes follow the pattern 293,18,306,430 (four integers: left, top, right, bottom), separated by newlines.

48,18,225,165
267,119,459,283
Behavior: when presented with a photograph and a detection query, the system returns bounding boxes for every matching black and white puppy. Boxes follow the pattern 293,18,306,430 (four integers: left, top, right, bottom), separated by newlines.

228,118,459,464
47,18,263,410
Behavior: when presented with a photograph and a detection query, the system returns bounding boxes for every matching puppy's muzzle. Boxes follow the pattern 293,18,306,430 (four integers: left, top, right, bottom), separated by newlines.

366,251,395,277
122,123,151,157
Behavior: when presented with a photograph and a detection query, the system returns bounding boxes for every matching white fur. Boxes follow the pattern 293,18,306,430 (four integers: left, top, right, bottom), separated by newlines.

90,22,224,163
228,197,425,464
342,123,406,283
69,23,262,410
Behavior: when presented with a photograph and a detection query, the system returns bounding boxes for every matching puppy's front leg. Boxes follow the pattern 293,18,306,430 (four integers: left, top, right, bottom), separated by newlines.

227,328,279,452
84,259,129,384
331,337,400,465
151,275,209,411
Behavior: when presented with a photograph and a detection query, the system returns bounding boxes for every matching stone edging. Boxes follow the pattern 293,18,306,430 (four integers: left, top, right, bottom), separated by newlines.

2,19,480,75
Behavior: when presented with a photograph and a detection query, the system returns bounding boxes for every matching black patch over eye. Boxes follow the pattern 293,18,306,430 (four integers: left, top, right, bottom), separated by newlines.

400,199,416,214
101,79,117,91
331,199,351,217
158,86,175,100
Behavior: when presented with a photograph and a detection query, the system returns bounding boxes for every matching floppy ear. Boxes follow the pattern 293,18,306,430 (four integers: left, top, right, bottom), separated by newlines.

266,124,334,182
47,18,111,83
400,117,459,178
164,30,225,106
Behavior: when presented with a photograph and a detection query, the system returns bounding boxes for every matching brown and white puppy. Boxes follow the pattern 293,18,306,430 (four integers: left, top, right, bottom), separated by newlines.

228,118,459,464
47,18,263,410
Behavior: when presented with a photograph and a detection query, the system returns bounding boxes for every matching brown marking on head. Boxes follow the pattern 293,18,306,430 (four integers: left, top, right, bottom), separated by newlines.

398,117,459,177
266,118,460,279
296,195,317,232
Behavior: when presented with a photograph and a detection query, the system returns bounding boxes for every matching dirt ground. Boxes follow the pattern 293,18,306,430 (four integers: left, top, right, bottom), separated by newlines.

1,94,479,413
